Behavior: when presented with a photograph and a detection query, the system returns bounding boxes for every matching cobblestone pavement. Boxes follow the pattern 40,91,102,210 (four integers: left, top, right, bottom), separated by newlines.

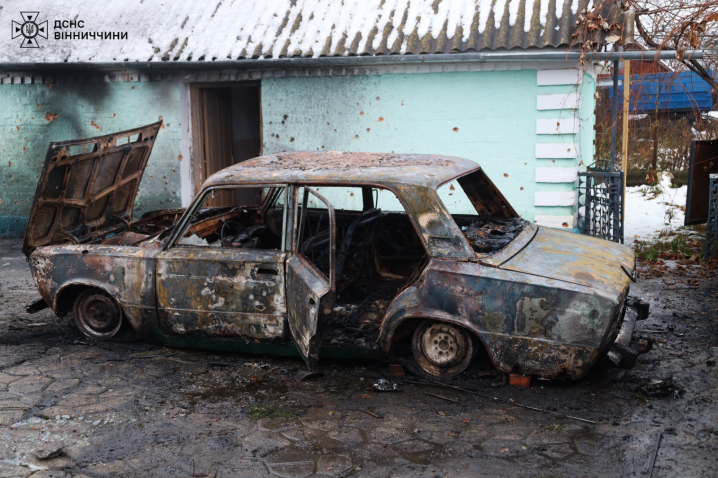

0,238,716,477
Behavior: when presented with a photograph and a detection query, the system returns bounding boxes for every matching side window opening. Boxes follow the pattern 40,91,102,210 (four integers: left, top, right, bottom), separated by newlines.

437,170,526,254
175,186,286,251
296,187,334,280
296,185,427,348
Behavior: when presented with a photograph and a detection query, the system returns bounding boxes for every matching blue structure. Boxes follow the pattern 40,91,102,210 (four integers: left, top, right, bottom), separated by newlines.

610,71,713,113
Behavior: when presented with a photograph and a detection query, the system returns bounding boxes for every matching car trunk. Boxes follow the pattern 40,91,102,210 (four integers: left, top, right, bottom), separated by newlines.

498,227,635,297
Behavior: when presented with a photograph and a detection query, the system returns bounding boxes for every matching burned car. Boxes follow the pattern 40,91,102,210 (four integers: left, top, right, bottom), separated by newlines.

24,122,650,379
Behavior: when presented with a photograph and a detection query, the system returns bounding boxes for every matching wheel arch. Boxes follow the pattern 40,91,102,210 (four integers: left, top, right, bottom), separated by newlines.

381,310,488,357
54,280,124,317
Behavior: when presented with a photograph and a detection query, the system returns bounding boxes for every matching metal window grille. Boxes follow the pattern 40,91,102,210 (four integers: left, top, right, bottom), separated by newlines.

577,162,624,243
704,174,718,259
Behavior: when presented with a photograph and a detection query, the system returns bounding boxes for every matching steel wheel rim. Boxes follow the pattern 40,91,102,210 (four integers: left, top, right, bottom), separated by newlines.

75,291,122,339
420,323,467,367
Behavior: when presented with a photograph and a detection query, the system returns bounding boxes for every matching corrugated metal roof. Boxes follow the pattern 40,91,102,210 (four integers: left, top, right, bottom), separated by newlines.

0,0,596,64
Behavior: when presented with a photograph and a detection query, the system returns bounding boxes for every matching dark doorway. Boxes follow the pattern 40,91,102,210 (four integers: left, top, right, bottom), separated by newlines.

190,83,261,206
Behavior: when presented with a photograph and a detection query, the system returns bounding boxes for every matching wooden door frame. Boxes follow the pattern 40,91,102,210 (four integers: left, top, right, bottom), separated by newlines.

189,81,262,195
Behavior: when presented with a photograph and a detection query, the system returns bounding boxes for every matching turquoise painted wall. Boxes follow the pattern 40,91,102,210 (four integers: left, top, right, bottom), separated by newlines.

261,69,595,221
0,82,182,237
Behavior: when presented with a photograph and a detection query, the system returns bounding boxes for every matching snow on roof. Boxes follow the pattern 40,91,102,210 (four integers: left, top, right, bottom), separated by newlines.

0,0,594,64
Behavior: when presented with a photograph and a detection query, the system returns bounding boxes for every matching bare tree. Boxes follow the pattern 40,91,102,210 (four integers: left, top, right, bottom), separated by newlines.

628,0,718,90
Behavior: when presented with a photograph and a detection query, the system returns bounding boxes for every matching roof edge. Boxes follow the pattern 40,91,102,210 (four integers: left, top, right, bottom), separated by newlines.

0,50,701,74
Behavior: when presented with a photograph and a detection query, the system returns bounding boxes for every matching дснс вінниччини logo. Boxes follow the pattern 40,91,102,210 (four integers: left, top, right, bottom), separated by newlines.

12,12,48,48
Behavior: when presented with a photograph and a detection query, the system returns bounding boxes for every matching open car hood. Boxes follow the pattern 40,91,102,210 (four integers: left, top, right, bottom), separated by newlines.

23,122,162,256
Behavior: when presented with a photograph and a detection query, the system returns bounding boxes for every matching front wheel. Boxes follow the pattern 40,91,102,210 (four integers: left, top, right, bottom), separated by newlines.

411,320,474,378
72,289,123,340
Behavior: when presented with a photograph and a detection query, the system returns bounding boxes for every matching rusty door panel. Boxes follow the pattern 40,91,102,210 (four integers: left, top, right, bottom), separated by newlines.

156,247,287,338
286,188,336,368
286,255,331,367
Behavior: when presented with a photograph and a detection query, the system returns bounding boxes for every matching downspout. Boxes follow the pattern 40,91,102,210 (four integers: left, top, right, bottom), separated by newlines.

611,60,619,171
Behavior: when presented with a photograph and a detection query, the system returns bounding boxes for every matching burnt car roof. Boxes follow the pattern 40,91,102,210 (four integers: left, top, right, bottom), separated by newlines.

203,152,480,189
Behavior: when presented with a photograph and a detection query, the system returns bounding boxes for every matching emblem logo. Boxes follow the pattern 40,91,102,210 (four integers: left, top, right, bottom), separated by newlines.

12,12,48,48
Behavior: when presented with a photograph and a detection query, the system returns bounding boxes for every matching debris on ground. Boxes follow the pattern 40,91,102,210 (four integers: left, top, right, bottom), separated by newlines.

373,379,400,392
358,408,382,419
296,370,324,381
639,376,685,398
388,364,405,376
508,373,531,388
34,442,65,460
423,391,460,404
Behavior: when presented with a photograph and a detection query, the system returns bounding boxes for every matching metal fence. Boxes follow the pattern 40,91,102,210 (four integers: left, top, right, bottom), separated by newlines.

577,162,624,243
705,174,718,259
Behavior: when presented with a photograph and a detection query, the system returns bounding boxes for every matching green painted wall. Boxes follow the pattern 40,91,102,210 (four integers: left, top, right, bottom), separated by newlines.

261,69,595,222
0,81,182,237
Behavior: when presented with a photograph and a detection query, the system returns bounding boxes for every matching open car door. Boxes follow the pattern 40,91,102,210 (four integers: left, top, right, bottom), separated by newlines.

286,188,336,369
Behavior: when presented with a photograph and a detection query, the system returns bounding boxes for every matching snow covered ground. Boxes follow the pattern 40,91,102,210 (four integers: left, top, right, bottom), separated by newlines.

624,173,688,245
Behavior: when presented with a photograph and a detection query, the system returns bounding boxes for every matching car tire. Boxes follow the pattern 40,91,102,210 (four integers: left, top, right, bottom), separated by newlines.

72,289,123,340
411,320,474,378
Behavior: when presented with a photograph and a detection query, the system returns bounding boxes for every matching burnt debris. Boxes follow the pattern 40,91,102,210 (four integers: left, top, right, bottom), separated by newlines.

462,217,528,253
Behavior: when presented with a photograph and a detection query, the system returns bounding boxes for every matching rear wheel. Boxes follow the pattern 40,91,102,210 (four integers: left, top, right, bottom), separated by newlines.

411,320,474,378
72,289,123,340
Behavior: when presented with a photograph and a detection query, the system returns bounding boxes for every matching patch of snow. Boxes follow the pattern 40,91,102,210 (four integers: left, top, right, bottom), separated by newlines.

493,0,509,29
509,0,521,26
555,0,565,22
478,0,494,33
624,173,687,245
524,0,534,32
540,0,551,27
571,0,581,14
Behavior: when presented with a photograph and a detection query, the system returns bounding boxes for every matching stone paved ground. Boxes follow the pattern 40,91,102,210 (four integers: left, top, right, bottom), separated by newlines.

0,238,716,477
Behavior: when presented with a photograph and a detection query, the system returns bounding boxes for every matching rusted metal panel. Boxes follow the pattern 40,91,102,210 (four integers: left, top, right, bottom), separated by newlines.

23,122,162,256
286,188,336,368
286,255,332,367
686,139,718,225
28,245,161,338
156,248,287,339
498,226,635,296
380,247,630,379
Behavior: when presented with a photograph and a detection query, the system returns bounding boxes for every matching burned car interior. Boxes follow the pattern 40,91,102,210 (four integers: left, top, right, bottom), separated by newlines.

161,176,531,351
168,183,431,349
175,187,286,250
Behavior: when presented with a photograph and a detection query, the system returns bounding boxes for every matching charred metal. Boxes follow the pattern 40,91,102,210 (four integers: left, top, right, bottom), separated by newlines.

25,123,651,380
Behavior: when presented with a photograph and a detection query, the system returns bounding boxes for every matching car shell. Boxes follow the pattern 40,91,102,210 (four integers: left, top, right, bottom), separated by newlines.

26,132,640,379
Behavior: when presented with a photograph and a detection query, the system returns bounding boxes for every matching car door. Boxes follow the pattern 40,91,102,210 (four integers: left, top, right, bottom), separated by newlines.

286,187,336,368
155,185,288,340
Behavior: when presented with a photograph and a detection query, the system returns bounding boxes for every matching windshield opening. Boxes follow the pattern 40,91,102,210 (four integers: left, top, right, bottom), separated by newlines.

437,169,527,254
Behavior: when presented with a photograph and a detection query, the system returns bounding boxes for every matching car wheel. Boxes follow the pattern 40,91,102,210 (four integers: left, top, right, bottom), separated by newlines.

72,289,123,340
411,320,474,378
